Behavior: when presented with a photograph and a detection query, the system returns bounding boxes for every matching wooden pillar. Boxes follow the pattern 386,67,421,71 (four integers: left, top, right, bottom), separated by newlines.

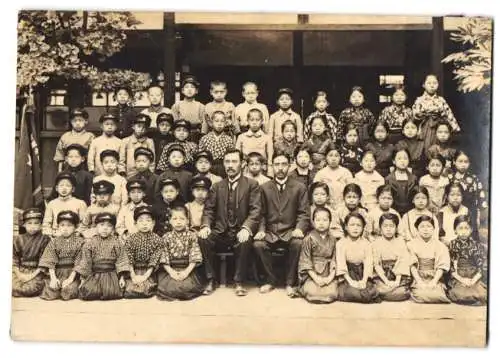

431,17,444,96
163,12,176,107
294,14,308,118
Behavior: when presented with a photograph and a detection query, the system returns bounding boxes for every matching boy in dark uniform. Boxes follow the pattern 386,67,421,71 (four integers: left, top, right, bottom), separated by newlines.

150,113,175,168
61,144,94,206
154,144,193,202
152,178,185,236
129,147,159,204
110,86,137,139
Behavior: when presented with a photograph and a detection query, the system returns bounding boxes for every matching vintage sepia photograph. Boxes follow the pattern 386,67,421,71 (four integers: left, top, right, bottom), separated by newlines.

10,11,492,347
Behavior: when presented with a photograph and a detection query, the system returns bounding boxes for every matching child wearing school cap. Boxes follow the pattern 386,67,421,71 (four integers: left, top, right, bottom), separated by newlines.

75,212,128,301
43,172,87,237
128,147,159,204
81,180,120,239
152,178,185,237
88,113,123,176
121,206,164,298
119,113,156,178
186,175,212,231
154,144,193,202
116,179,149,243
92,149,128,207
61,144,94,206
54,108,95,173
157,120,198,172
193,150,222,186
171,75,205,142
39,210,85,301
150,113,175,167
12,208,51,297
110,86,137,139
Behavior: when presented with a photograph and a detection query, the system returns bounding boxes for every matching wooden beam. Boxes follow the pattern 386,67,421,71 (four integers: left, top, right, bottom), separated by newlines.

163,12,176,107
174,23,433,31
432,17,444,96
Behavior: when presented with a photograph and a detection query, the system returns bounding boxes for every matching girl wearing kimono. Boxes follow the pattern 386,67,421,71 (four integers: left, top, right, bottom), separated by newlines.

309,182,343,239
338,86,376,146
378,86,413,145
336,212,380,303
298,207,338,304
400,187,439,241
395,118,426,178
437,183,469,247
426,121,456,177
122,206,164,298
412,74,460,151
303,115,333,173
75,213,128,300
366,185,402,242
364,121,395,178
407,215,451,303
372,213,411,301
12,208,51,297
39,211,84,300
447,215,487,306
335,183,369,238
157,206,204,301
385,148,418,215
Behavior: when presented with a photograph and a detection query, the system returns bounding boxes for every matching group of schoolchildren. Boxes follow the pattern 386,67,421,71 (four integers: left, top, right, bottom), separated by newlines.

12,73,488,306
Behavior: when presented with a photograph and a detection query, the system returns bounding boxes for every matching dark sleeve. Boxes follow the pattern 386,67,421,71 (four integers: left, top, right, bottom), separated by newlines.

259,186,267,232
298,235,314,275
295,184,311,233
242,180,262,235
201,184,217,229
12,236,22,268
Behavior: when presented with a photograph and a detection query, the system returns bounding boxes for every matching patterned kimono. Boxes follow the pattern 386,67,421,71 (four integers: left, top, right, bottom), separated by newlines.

38,234,85,300
378,104,413,145
447,170,488,227
122,232,164,298
157,230,204,301
274,137,300,167
447,236,487,305
338,106,376,146
303,134,332,172
12,233,51,297
366,207,402,242
400,209,440,242
407,237,450,303
412,92,460,151
75,235,128,301
336,236,380,303
364,140,395,178
372,237,411,301
157,140,199,172
303,111,337,142
339,144,364,175
437,205,469,247
298,230,338,304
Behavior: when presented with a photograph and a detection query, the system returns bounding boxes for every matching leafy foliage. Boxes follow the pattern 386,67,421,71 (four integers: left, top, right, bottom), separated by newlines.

442,17,492,93
17,11,150,97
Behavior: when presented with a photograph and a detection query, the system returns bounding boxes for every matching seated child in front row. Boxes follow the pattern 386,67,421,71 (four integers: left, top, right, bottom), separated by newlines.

245,152,271,186
193,151,222,187
314,144,353,210
42,172,87,237
366,185,402,242
372,213,411,302
385,148,418,215
81,180,120,239
116,179,149,243
289,147,315,189
400,187,439,242
39,211,84,301
12,208,51,297
75,213,128,301
298,207,339,304
419,153,449,215
309,182,343,239
340,124,364,175
92,149,128,207
157,205,205,301
354,151,385,211
186,176,212,231
129,147,158,205
122,206,164,299
336,212,380,303
62,144,93,206
438,183,469,247
447,215,487,306
407,215,451,304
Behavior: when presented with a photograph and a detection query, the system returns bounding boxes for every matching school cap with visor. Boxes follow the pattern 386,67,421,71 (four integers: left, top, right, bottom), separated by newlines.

181,75,200,88
194,150,213,163
93,180,115,195
22,208,43,222
158,177,181,191
64,143,87,157
157,113,174,126
56,210,79,226
133,113,152,128
69,108,89,120
165,144,186,158
99,113,118,123
133,205,155,221
54,172,77,187
134,147,154,161
172,119,191,131
99,149,119,162
190,176,212,191
94,212,117,226
126,179,147,192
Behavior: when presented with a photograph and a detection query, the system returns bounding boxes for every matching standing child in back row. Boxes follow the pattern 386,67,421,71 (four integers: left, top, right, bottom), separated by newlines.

171,75,205,142
141,85,172,128
235,82,270,133
303,91,337,142
203,80,239,138
269,88,303,143
87,113,122,176
338,86,375,147
54,108,95,173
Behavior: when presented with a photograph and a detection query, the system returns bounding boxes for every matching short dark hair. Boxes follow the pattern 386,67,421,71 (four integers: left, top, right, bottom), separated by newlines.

272,151,290,163
427,152,446,167
401,117,418,130
293,145,311,159
444,182,465,200
351,86,364,95
309,182,330,202
379,212,400,227
414,215,435,229
224,147,244,162
246,152,265,164
344,212,367,229
435,120,453,133
314,91,328,102
211,110,226,120
247,108,263,119
376,184,395,199
370,120,390,138
281,119,297,133
312,206,332,222
392,147,411,162
210,80,227,89
343,183,363,199
170,205,189,218
410,186,430,203
453,215,471,230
